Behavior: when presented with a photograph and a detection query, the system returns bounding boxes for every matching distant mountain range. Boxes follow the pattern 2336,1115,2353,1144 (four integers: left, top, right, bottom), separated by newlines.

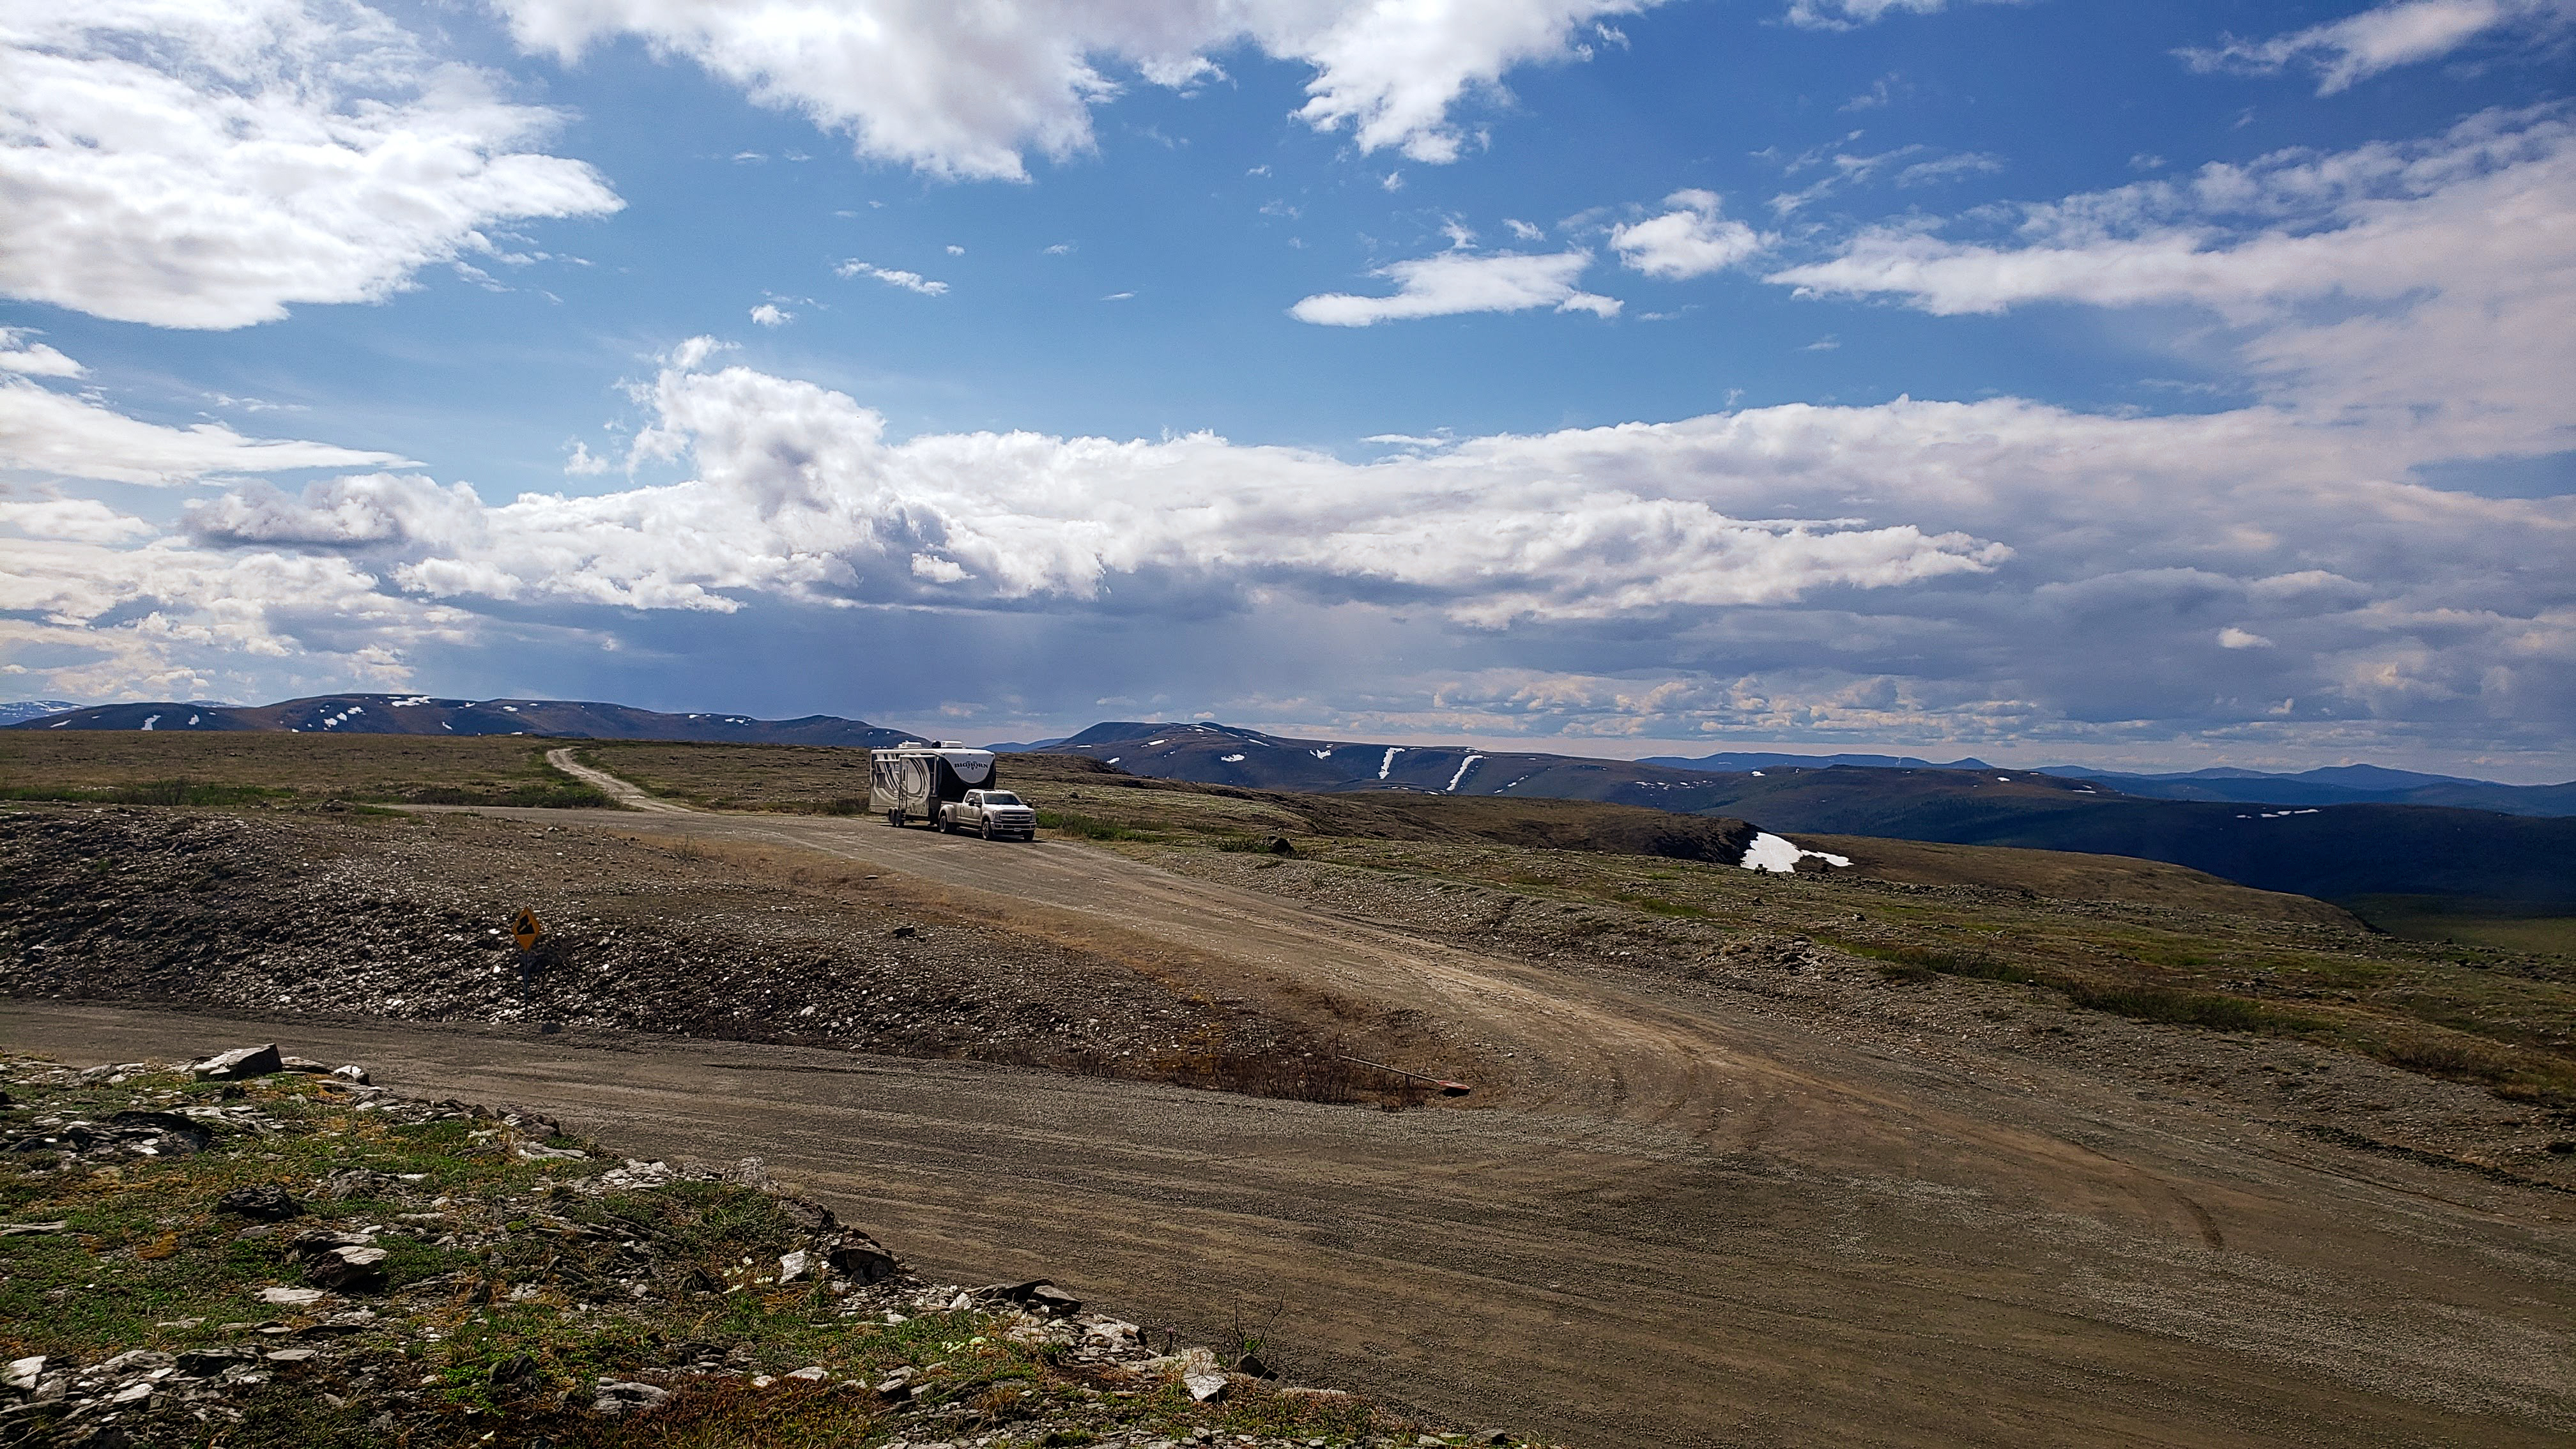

1052,720,1768,803
2027,763,2576,817
4,694,921,748
0,702,80,727
11,699,2572,908
1044,721,2576,908
1643,750,1995,771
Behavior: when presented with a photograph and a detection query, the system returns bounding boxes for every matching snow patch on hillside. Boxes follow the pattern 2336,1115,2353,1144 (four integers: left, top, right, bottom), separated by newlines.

1739,832,1852,874
1445,755,1483,792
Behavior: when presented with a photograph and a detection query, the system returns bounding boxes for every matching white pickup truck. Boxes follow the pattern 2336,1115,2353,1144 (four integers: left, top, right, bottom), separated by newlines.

940,788,1038,841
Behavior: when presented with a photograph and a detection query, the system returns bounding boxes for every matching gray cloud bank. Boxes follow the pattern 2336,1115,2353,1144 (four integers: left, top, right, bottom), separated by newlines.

6,337,2570,774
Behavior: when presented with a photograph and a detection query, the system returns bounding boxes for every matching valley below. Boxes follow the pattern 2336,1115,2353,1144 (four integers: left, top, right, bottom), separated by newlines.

4,738,2574,1446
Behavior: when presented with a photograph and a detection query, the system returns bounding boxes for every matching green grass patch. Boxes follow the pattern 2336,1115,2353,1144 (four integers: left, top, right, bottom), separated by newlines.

389,780,613,808
1608,893,1710,919
0,1062,1472,1448
1037,811,1160,841
0,779,291,807
2343,895,2576,956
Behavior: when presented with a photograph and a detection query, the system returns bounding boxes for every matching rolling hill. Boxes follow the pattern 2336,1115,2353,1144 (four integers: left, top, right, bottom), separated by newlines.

6,694,922,748
1043,723,2576,909
2032,762,2576,817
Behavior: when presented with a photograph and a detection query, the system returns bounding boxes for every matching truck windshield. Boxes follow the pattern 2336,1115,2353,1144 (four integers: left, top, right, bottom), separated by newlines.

981,792,1023,806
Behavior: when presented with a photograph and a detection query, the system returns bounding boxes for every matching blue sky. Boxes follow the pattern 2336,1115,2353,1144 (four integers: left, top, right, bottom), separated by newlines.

4,0,2573,779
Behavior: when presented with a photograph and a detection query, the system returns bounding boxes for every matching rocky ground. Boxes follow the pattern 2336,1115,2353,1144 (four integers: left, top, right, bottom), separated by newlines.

0,806,1392,1103
0,1048,1540,1448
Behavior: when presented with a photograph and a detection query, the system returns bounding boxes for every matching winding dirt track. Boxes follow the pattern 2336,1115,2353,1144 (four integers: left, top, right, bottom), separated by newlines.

10,790,2575,1447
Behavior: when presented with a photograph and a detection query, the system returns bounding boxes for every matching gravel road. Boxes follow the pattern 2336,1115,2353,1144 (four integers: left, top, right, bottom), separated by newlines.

10,795,2574,1448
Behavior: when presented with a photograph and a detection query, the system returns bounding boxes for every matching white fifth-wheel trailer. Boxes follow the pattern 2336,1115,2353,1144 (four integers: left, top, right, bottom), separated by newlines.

867,743,1038,839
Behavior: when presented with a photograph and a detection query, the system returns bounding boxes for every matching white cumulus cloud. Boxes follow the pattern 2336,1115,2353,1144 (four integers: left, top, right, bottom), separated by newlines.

141,355,2006,625
2177,1,2574,96
0,496,156,544
10,358,2574,763
1784,0,1982,30
1,373,407,486
1611,190,1767,279
1765,109,2576,458
0,330,84,378
489,0,1662,179
1291,250,1620,325
836,261,949,296
0,0,622,329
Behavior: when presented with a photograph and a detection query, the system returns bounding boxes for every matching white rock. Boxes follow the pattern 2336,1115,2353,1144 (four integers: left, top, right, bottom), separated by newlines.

592,1381,669,1415
4,1357,44,1393
1182,1371,1228,1402
777,1249,810,1282
261,1287,326,1307
188,1045,282,1080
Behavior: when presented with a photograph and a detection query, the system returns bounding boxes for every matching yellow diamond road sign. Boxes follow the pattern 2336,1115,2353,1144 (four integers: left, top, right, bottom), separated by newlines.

510,907,543,952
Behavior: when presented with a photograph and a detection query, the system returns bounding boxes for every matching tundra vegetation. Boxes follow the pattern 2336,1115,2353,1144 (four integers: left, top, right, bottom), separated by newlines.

0,1057,1486,1446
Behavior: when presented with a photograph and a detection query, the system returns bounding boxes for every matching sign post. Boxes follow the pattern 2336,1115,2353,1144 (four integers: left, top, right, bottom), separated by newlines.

510,907,544,997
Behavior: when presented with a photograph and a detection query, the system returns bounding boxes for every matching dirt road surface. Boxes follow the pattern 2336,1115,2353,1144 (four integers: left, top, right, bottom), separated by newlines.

10,797,2573,1447
546,746,693,813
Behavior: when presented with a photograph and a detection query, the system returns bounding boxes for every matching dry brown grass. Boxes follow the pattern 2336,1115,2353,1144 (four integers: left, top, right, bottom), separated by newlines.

0,732,596,805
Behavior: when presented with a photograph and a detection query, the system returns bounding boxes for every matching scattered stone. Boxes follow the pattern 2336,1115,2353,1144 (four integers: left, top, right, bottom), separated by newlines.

995,1278,1083,1315
0,1222,68,1237
318,1167,394,1202
0,1050,1547,1449
305,1245,388,1293
217,1184,303,1222
105,1110,214,1154
188,1045,282,1081
592,1381,669,1416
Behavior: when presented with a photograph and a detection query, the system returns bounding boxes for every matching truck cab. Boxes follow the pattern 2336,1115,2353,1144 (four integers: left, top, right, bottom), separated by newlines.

942,788,1038,841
